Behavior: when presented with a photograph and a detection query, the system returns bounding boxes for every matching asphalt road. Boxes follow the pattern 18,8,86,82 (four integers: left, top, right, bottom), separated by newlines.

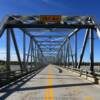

0,64,100,100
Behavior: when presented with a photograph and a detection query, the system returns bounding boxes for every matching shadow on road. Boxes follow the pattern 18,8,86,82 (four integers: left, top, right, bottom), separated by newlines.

14,82,94,92
0,67,44,100
56,67,63,73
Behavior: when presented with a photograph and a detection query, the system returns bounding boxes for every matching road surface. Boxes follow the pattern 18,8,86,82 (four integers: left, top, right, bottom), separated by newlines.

0,64,100,100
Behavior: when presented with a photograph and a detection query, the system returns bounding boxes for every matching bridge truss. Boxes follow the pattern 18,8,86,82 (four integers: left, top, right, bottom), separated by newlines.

0,16,100,85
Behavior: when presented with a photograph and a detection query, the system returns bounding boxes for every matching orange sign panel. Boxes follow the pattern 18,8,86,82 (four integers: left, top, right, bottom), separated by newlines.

40,16,61,23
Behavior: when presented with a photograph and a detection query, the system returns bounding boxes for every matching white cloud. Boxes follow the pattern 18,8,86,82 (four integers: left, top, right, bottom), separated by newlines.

0,48,23,61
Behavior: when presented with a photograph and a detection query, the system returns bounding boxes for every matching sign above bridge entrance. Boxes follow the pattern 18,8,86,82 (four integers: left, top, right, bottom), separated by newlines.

40,15,61,23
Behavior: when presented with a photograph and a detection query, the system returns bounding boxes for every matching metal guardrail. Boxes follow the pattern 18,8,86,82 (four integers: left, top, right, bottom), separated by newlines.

0,64,46,87
65,66,100,78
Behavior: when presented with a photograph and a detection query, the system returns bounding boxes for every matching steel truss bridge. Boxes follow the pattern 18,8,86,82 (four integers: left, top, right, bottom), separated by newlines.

0,15,100,88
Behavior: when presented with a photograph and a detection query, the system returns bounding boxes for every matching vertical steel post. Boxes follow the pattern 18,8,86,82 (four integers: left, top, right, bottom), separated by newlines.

58,52,60,66
35,43,37,67
90,28,94,74
61,48,63,66
26,38,31,71
75,33,77,69
67,42,70,68
62,47,63,66
37,48,38,65
58,52,59,65
30,38,33,70
64,44,65,67
64,44,66,67
68,39,74,69
33,42,35,68
32,42,35,68
60,51,62,66
6,28,10,72
23,32,27,72
65,43,68,67
38,51,40,65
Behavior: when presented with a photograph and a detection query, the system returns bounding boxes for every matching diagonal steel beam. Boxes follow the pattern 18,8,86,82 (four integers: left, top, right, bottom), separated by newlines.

77,29,90,69
57,29,80,54
10,28,23,73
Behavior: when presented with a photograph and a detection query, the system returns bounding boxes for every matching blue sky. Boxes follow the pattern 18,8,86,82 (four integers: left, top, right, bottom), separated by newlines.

0,0,100,62
0,0,100,20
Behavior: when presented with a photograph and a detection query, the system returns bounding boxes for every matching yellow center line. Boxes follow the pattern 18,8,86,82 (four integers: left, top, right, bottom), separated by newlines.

44,68,54,100
83,96,94,100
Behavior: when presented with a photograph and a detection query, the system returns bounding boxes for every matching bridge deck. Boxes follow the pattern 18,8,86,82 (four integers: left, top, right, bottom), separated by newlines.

0,64,100,100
